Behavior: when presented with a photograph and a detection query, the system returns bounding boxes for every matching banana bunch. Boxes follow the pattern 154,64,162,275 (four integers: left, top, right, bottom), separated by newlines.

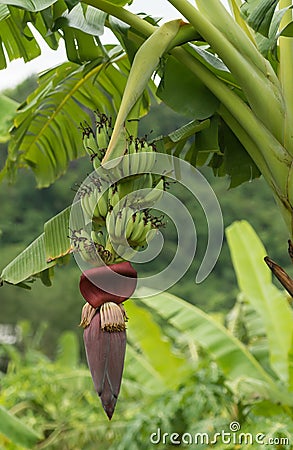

80,187,109,225
106,207,157,250
110,138,156,182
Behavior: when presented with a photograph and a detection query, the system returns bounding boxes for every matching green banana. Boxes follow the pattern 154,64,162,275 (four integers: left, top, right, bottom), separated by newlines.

129,212,146,243
94,189,108,220
91,230,105,247
126,212,135,239
114,208,126,242
144,145,156,172
80,191,93,220
95,121,110,150
136,220,153,246
105,210,113,236
108,187,120,209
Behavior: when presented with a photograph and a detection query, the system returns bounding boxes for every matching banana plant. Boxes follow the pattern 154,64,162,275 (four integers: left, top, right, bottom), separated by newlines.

0,0,291,278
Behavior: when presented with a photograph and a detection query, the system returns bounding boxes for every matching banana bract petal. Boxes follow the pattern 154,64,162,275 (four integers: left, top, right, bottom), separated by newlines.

79,261,137,307
84,311,126,419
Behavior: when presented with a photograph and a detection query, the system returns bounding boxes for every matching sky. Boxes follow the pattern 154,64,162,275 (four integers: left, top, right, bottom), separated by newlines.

0,0,229,90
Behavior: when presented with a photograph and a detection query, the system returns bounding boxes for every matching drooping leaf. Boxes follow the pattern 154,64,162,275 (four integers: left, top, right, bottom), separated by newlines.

62,3,107,36
0,406,42,448
157,55,219,120
0,7,41,68
0,94,18,142
4,51,129,187
0,196,84,285
226,220,293,384
0,233,55,285
0,0,57,12
255,6,292,58
44,205,72,262
137,288,290,404
241,0,280,37
186,43,239,90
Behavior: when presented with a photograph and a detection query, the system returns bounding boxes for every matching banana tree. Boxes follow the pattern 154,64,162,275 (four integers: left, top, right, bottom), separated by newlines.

0,0,293,419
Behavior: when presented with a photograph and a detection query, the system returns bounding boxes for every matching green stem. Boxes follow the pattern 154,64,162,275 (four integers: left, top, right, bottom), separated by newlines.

219,105,292,236
279,0,293,157
167,0,284,143
172,47,290,194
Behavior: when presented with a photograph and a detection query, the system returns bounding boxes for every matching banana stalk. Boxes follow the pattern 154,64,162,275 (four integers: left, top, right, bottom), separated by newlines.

102,19,182,164
279,0,293,157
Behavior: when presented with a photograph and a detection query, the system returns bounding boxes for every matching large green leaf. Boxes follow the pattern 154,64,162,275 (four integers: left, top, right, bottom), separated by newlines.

226,220,293,384
0,406,42,448
0,234,55,285
0,203,75,285
0,2,108,67
0,0,56,12
0,7,41,68
241,0,280,37
62,3,106,36
217,120,261,187
137,288,292,404
44,205,72,262
157,55,219,120
3,50,130,187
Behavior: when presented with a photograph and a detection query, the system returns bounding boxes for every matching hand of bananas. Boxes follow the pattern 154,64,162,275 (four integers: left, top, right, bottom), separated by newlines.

76,112,166,265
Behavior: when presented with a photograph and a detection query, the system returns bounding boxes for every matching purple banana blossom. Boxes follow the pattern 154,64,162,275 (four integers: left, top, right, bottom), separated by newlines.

80,261,137,419
84,309,126,419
